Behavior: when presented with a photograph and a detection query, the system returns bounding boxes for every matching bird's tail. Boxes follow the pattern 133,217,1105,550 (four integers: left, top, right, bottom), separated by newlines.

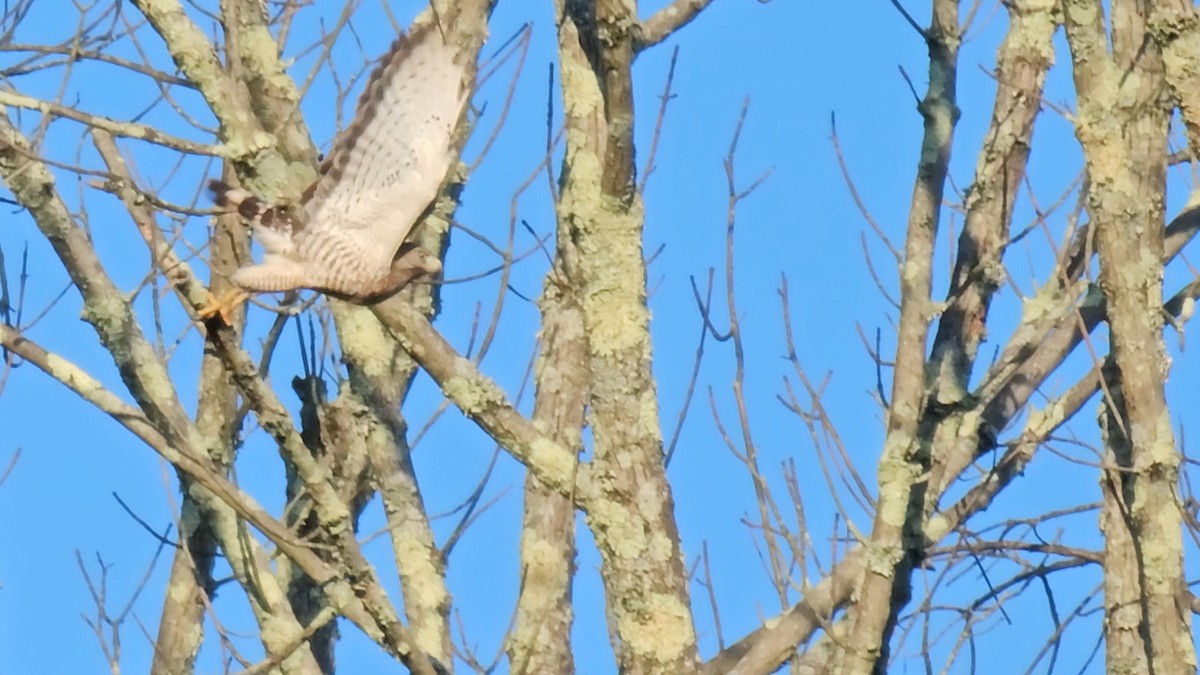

231,261,307,293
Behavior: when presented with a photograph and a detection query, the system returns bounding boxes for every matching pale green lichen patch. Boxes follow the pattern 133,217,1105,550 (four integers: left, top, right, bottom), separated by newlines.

557,53,605,121
1025,398,1060,435
1137,533,1178,594
259,615,303,653
242,28,300,98
393,533,448,610
581,285,651,358
645,527,675,565
873,429,916,530
222,129,277,161
524,538,571,583
528,436,576,490
617,592,695,660
1143,410,1178,466
442,359,505,414
312,498,352,535
864,541,904,575
165,576,198,603
413,621,448,662
588,499,648,559
331,306,394,377
874,445,921,529
956,408,981,440
1018,282,1062,325
1008,1,1058,55
41,350,106,402
563,146,604,199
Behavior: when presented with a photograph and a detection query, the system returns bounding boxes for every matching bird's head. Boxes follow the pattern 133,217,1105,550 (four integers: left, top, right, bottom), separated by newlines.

404,245,443,275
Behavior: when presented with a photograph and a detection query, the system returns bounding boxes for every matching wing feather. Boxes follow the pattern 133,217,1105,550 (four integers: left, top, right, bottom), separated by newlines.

209,179,298,256
300,24,470,266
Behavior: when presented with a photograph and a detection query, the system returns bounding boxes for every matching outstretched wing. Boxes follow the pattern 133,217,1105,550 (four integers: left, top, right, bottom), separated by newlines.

298,24,471,267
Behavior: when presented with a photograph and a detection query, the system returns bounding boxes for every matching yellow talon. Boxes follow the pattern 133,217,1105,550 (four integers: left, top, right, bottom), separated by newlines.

198,288,249,326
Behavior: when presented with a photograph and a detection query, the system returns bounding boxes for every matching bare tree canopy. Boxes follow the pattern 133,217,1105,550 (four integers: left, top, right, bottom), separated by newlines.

1,1,1199,674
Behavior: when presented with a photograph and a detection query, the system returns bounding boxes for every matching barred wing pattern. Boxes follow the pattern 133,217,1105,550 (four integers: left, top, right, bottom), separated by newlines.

218,23,469,299
294,23,470,278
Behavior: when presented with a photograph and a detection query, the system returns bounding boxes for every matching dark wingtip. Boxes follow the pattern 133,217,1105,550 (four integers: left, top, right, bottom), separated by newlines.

208,179,232,207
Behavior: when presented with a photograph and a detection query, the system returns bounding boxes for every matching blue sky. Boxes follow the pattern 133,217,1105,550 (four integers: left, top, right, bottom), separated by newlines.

1,1,1197,673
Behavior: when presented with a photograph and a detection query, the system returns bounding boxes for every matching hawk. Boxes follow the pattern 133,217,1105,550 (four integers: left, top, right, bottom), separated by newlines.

204,23,470,320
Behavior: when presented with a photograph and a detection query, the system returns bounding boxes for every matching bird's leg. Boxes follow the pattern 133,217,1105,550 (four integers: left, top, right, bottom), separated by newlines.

198,287,250,325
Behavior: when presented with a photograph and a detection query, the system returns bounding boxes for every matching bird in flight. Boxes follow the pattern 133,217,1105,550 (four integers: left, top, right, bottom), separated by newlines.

202,22,471,323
